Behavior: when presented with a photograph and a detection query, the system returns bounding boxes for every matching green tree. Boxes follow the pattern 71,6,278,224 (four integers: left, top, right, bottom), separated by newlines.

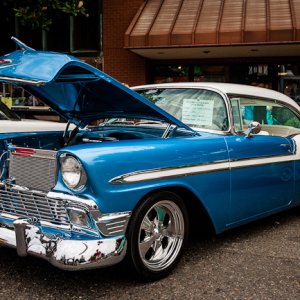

3,0,88,31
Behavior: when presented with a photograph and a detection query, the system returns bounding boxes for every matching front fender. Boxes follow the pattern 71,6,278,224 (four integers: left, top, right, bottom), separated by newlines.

55,136,230,232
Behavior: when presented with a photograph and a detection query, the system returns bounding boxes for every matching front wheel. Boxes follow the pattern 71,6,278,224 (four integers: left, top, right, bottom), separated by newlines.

126,191,188,281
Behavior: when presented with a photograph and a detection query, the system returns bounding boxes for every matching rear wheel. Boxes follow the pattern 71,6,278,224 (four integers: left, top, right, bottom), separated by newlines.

126,191,188,281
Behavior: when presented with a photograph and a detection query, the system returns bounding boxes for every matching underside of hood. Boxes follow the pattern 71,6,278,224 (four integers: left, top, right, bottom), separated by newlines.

0,37,190,130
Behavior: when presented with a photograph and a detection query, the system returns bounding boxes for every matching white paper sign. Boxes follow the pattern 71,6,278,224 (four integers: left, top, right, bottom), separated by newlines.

182,99,214,126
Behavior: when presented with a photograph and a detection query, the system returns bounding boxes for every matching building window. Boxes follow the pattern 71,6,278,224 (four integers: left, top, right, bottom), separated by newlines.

193,65,226,82
153,65,189,83
0,1,102,56
47,0,101,54
152,64,226,83
279,64,300,104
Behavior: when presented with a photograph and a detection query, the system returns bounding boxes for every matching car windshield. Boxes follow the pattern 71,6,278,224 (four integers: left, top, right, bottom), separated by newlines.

137,88,229,131
0,100,20,121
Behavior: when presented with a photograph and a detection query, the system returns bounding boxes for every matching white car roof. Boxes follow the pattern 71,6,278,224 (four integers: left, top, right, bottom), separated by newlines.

0,119,67,133
133,82,299,111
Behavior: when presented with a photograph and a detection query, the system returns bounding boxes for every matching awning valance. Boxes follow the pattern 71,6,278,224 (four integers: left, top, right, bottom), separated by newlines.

125,0,300,48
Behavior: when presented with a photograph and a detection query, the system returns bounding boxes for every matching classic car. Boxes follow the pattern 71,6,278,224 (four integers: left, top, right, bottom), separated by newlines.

0,93,68,133
0,37,300,281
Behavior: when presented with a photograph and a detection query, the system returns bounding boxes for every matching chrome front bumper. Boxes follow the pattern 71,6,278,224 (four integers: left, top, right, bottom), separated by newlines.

0,217,127,270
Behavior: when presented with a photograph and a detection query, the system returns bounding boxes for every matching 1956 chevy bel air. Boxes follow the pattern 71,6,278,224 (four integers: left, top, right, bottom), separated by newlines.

1,37,300,281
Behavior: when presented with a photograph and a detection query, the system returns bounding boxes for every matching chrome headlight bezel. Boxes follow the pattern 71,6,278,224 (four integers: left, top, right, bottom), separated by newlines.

60,154,87,191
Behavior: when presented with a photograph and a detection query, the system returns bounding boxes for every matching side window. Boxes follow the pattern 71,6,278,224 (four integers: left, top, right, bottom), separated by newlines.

230,96,300,136
271,106,300,128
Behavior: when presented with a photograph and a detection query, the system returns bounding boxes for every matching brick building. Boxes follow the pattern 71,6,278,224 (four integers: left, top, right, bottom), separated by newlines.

103,0,300,101
2,1,300,100
102,0,146,86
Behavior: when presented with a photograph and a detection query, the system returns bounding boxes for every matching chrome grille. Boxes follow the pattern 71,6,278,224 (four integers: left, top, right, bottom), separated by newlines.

9,148,57,191
0,187,69,226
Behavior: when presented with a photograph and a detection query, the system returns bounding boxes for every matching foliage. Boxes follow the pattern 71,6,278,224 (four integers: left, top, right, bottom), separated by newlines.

284,116,300,128
3,0,88,31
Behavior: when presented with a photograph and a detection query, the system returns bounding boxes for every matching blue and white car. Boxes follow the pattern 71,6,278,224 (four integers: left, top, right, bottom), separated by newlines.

1,37,300,281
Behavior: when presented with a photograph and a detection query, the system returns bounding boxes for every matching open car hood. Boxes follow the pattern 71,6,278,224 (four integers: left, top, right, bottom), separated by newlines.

0,38,191,130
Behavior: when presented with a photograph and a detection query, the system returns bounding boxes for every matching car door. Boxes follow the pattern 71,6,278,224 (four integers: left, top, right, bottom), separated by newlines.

226,96,297,227
226,134,294,226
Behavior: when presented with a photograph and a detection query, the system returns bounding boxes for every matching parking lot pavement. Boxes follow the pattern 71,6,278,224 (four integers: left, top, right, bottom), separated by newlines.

0,208,300,300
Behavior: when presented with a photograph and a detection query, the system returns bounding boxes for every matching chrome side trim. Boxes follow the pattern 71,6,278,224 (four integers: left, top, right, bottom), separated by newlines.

230,154,294,169
110,154,295,184
110,160,230,184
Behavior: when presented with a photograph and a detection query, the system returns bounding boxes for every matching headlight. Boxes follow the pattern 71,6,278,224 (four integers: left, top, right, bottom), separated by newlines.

60,154,87,190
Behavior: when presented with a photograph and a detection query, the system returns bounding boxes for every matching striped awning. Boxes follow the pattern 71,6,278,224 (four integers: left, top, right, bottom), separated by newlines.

125,0,300,48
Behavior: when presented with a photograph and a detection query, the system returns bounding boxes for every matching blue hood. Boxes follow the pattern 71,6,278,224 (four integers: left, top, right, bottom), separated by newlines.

0,38,190,129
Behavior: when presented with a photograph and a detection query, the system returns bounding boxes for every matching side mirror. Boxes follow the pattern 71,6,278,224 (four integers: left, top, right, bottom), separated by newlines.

247,121,261,138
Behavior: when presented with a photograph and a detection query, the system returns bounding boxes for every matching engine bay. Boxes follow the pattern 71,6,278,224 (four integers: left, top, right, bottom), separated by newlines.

0,122,195,152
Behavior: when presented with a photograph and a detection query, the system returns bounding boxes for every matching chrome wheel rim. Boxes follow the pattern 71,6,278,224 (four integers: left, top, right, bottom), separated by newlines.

138,200,185,271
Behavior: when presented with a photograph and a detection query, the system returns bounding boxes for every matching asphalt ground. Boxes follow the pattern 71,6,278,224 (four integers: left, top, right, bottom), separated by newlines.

0,208,299,300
